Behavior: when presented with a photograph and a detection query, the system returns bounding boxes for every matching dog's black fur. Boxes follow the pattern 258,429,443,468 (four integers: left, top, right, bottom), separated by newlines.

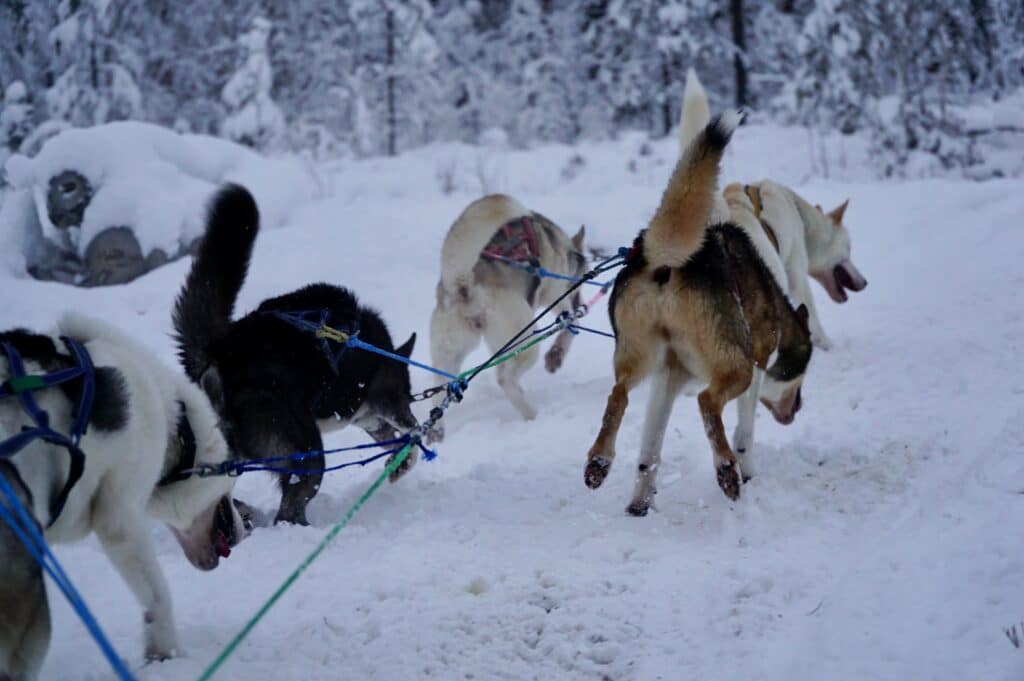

173,185,418,525
0,329,129,431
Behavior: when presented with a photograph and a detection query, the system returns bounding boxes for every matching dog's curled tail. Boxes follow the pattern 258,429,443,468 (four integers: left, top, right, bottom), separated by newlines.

439,193,530,295
679,67,711,154
173,183,259,381
646,111,741,267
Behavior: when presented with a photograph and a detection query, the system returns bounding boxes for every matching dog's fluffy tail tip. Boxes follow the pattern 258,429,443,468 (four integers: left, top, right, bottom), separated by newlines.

685,66,700,90
209,183,259,235
706,110,743,150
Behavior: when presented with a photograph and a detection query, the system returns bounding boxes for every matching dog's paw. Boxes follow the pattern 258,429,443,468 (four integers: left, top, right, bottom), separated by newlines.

273,509,310,527
544,345,565,373
716,462,742,500
424,424,445,444
232,498,256,534
145,643,176,664
625,500,650,517
387,449,417,483
811,332,833,351
585,457,611,489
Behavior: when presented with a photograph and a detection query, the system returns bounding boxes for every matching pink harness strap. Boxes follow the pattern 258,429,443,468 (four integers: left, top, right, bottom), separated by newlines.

482,216,541,264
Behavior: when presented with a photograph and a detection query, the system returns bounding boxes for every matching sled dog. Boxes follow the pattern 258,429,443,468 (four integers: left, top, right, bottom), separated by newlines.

173,185,418,526
0,315,246,680
428,195,586,441
583,112,813,514
680,68,867,349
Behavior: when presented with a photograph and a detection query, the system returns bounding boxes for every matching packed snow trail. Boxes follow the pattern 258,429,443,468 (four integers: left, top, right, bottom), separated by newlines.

0,126,1020,680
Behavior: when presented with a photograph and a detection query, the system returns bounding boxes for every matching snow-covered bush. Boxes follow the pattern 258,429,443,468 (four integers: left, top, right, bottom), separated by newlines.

1,121,317,285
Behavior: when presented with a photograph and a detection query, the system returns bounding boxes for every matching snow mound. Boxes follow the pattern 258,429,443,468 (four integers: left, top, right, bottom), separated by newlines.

4,121,319,259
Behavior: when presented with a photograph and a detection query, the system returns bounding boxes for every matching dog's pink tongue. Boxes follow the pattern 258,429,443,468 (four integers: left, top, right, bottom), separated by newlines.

214,531,232,558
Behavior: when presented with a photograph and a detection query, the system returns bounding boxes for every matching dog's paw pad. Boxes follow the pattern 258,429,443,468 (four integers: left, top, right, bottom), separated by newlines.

717,463,742,500
625,501,649,517
145,647,175,664
424,425,445,444
812,334,833,351
387,451,417,483
544,346,565,373
585,458,611,489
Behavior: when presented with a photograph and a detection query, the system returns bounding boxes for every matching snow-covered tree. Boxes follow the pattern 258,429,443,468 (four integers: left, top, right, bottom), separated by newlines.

44,0,143,126
1,82,34,158
221,16,286,151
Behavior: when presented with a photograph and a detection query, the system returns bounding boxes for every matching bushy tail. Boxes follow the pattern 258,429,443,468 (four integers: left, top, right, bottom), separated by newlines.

646,111,742,267
440,193,529,294
679,67,711,154
173,184,259,380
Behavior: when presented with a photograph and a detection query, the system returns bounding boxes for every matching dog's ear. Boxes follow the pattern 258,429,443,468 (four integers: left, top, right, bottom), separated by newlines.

795,303,810,328
828,199,849,224
200,365,225,412
571,225,585,251
396,333,416,358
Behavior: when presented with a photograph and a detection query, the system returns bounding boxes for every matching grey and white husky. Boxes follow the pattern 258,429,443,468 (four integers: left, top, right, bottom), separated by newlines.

428,195,586,441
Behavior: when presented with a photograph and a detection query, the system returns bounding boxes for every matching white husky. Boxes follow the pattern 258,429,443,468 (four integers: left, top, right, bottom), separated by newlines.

0,313,247,681
428,195,586,441
680,68,868,351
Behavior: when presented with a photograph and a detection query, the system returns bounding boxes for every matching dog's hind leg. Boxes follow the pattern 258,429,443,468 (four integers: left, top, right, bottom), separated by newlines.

93,506,178,661
270,417,324,527
585,342,652,490
0,476,51,681
427,302,481,442
698,368,751,500
484,290,540,421
732,366,764,480
627,366,682,516
544,291,580,373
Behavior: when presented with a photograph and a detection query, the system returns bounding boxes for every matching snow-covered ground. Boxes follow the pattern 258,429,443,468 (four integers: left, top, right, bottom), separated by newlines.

2,123,1022,680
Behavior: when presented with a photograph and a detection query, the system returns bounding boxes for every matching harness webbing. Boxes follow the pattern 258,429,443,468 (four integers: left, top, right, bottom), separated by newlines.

481,216,540,264
743,184,781,253
0,337,94,526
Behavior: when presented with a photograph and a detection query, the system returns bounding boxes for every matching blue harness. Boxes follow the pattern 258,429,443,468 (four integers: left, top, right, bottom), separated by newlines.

0,337,95,526
269,309,359,375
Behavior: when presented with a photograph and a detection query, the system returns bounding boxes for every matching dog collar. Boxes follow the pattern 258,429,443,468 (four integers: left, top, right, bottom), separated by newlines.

158,402,196,487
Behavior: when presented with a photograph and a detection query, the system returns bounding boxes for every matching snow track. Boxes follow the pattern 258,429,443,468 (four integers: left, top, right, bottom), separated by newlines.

1,126,1020,680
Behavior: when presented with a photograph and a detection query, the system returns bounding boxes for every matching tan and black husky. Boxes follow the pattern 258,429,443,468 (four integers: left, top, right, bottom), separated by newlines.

681,67,868,350
583,112,813,515
428,196,585,442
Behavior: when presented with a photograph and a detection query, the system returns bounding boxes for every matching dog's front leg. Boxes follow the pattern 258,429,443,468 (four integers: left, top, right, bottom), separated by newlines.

627,370,679,516
95,516,178,662
732,366,764,480
792,274,832,350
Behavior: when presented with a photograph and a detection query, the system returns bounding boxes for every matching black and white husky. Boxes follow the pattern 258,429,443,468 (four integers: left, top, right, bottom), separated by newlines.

0,314,247,681
173,185,418,526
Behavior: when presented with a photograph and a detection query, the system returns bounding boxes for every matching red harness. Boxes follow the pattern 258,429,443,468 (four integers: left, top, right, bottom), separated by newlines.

481,216,541,264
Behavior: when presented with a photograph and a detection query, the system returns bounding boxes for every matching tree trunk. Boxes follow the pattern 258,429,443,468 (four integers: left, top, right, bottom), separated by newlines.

385,7,397,157
730,0,748,109
661,56,673,137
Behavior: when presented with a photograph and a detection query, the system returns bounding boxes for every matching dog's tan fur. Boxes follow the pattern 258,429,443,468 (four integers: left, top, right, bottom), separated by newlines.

679,69,868,349
583,113,813,513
